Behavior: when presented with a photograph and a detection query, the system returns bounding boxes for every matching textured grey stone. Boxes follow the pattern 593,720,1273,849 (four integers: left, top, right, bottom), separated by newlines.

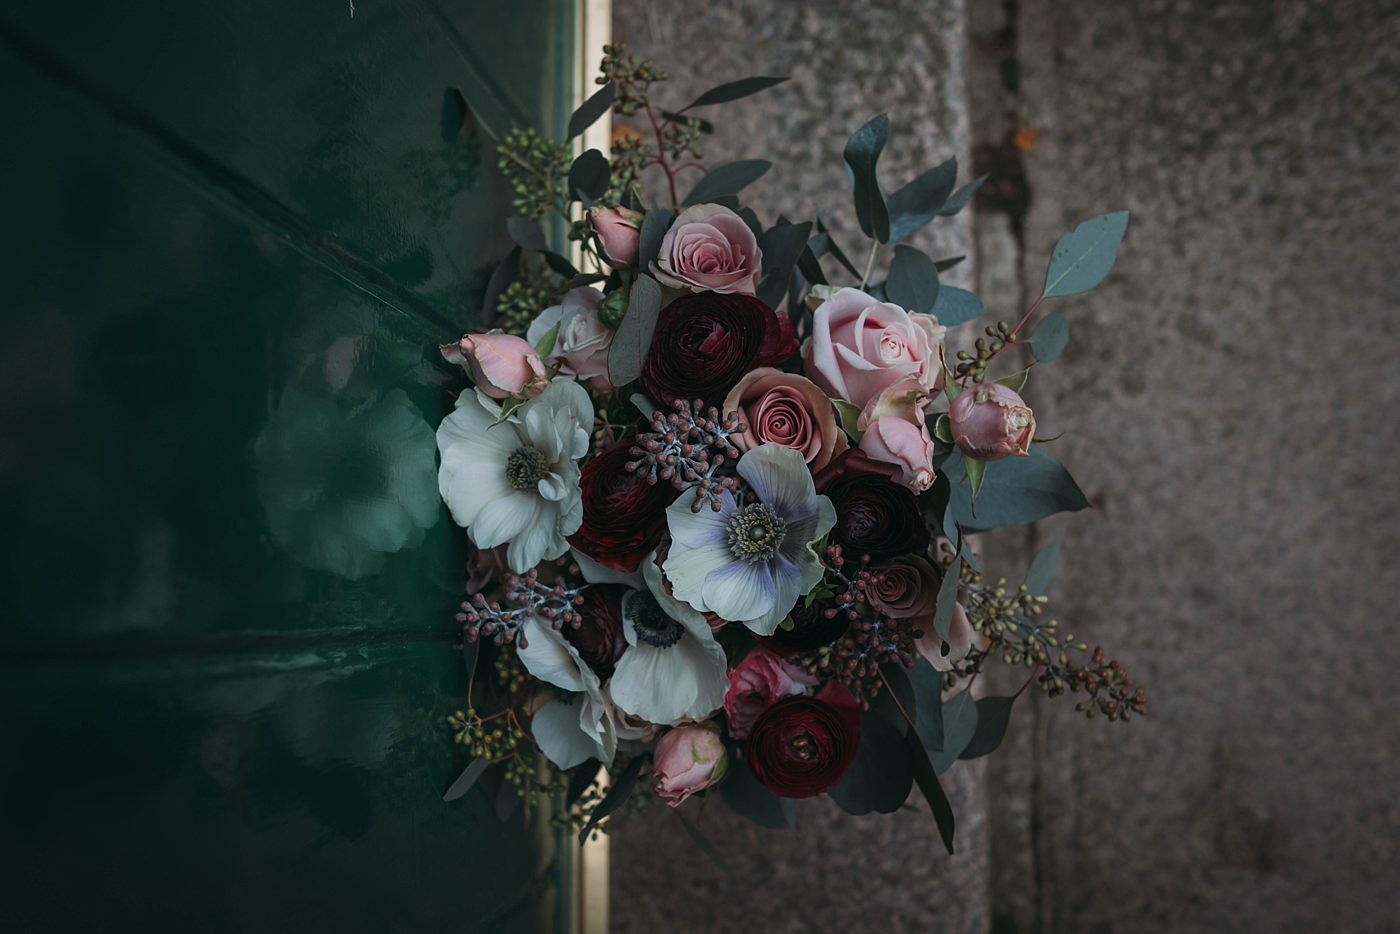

607,2,988,932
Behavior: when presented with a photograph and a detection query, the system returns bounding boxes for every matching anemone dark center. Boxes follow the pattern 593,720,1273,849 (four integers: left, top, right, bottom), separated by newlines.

505,446,549,490
622,589,684,649
726,503,786,562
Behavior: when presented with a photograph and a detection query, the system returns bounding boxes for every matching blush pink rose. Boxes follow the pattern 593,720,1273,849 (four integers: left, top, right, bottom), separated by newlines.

722,367,848,471
653,724,727,806
527,287,614,389
857,379,938,491
440,332,547,399
804,287,947,410
652,203,762,294
949,382,1036,460
723,646,818,740
589,205,642,268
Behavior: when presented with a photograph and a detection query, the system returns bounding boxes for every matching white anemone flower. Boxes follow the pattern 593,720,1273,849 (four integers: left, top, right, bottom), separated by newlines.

518,615,618,769
607,554,729,726
437,377,593,573
663,443,836,635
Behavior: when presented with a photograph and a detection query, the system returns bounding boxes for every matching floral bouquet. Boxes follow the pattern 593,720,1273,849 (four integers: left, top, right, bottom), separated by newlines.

438,46,1144,851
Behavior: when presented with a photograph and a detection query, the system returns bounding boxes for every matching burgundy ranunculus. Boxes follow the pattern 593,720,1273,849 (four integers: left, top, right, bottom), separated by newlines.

641,292,797,408
814,450,930,561
866,554,940,619
758,597,850,653
568,440,674,572
563,584,628,679
745,683,862,798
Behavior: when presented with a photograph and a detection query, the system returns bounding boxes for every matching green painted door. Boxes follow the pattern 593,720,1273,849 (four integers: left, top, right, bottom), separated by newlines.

0,2,580,931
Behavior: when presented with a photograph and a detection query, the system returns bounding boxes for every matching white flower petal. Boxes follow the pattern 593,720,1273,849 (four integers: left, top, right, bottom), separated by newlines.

666,488,732,548
515,616,590,693
573,548,647,588
643,552,711,631
532,695,597,770
663,540,732,612
506,504,570,571
610,635,728,725
702,558,776,623
471,491,537,552
737,443,818,520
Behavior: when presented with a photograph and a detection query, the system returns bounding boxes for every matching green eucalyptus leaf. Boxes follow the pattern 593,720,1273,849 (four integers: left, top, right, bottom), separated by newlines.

829,711,914,815
736,206,765,241
721,753,793,828
884,245,941,314
994,368,1030,393
947,447,1090,532
937,175,988,216
684,159,772,206
442,757,490,802
660,110,715,134
1024,543,1061,595
906,730,956,854
887,157,959,242
966,455,986,502
756,221,813,308
832,398,862,441
607,274,663,387
960,696,1016,760
569,149,611,202
577,756,644,843
843,114,891,242
930,690,979,773
1042,211,1129,298
505,216,547,252
932,286,986,326
542,251,578,279
908,658,946,752
567,83,615,141
637,207,674,269
1029,311,1069,361
482,246,522,321
796,241,828,287
934,255,967,273
565,759,601,807
872,663,917,735
686,75,789,109
933,549,963,641
814,211,863,279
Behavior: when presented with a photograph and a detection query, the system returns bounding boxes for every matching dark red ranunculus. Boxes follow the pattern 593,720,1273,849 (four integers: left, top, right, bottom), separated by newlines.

745,683,861,798
641,292,797,408
758,597,850,653
563,584,628,679
814,450,930,561
569,440,674,571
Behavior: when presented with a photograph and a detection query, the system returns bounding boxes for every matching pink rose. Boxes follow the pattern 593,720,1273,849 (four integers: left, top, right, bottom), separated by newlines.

916,602,989,672
527,287,614,389
723,646,818,740
652,204,762,294
722,368,848,471
949,382,1035,460
866,554,940,619
804,287,947,410
589,205,642,268
857,379,938,491
653,724,727,806
440,332,547,399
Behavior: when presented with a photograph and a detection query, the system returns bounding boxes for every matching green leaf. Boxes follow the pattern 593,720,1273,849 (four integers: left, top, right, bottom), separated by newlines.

533,319,561,359
1042,211,1129,298
607,274,663,387
796,241,829,287
495,771,522,822
578,756,644,844
565,759,601,807
872,663,917,735
906,730,956,854
884,245,941,314
933,413,953,444
756,221,813,308
686,75,789,109
946,447,1090,532
505,216,547,252
965,455,986,502
736,206,765,241
960,697,1016,760
482,246,521,321
932,285,985,326
1024,543,1060,595
637,207,674,269
843,114,891,242
541,251,578,279
933,549,963,641
721,754,794,828
441,87,468,142
930,690,978,773
937,175,987,216
934,255,967,273
813,211,863,279
567,83,615,141
908,658,946,752
1029,311,1069,361
569,149,611,202
994,368,1030,393
442,757,490,802
829,711,914,815
887,157,959,242
683,159,772,206
832,398,862,441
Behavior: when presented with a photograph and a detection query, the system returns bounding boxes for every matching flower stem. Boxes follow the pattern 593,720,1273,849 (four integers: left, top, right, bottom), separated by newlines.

859,240,879,289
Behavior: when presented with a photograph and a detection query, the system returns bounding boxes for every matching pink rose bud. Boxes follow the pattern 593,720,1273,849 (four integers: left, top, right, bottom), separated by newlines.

948,382,1036,460
439,332,547,400
589,205,643,269
653,723,728,806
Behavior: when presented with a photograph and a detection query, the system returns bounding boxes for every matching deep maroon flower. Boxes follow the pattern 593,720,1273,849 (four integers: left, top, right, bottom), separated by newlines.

562,584,628,679
814,450,929,561
641,292,797,407
568,440,673,572
745,683,862,798
865,554,940,619
758,597,850,653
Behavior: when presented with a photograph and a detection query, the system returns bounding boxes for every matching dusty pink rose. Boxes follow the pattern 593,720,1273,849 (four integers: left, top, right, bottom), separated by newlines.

723,646,818,740
916,603,989,672
653,724,727,806
866,554,940,620
804,287,946,409
440,332,547,399
949,382,1035,460
722,368,848,471
857,379,938,491
652,203,762,294
589,205,642,268
527,287,613,389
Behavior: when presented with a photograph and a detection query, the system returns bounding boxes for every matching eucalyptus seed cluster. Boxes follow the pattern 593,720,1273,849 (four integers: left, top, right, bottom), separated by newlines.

627,399,746,512
496,126,571,221
953,320,1018,384
598,43,667,117
494,273,552,336
457,566,586,648
1045,646,1148,721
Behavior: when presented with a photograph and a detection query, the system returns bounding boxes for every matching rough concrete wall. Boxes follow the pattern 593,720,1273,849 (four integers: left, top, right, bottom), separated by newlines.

981,1,1400,932
606,2,990,932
